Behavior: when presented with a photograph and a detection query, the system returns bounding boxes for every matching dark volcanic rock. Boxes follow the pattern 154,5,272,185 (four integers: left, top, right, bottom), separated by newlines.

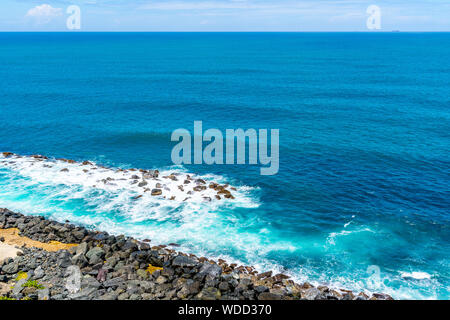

0,207,392,301
172,255,197,268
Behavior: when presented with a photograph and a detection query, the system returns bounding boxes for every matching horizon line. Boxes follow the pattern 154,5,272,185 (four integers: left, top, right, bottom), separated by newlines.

1,30,450,33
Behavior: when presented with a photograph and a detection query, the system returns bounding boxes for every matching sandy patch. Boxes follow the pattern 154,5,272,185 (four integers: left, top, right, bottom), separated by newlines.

0,228,78,252
0,242,22,264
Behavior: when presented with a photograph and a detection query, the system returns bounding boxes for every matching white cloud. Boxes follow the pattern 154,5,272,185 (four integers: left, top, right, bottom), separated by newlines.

25,4,63,25
26,4,63,18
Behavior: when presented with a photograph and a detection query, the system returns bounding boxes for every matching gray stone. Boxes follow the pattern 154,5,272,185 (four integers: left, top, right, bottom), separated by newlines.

69,286,98,300
76,242,89,256
85,247,105,265
172,255,197,268
118,292,129,300
258,292,282,300
12,279,26,295
196,287,221,300
218,281,230,291
136,269,149,279
197,262,222,280
155,276,167,284
255,285,269,293
3,262,18,274
138,180,148,187
97,292,118,300
82,275,101,289
72,252,88,266
302,287,321,300
57,250,72,268
37,287,50,300
34,266,45,280
103,277,124,288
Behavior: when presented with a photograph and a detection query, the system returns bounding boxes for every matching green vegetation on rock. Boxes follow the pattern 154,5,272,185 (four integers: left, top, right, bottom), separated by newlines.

22,280,44,290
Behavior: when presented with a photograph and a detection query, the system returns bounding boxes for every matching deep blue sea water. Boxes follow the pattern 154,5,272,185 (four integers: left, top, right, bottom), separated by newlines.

0,32,449,299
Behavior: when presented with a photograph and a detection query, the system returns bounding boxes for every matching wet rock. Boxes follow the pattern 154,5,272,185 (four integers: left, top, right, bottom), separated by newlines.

166,175,178,181
151,189,162,196
372,293,394,300
138,181,148,187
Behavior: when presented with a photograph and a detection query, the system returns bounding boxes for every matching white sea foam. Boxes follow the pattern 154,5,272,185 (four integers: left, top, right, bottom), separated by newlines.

326,227,375,246
0,153,445,300
401,271,432,280
0,153,258,217
0,153,265,249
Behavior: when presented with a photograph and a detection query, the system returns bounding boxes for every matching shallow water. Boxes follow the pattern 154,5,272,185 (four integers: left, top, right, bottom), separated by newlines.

0,32,449,299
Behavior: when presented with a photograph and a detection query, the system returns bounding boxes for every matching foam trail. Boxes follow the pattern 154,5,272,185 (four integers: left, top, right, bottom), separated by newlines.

0,153,446,300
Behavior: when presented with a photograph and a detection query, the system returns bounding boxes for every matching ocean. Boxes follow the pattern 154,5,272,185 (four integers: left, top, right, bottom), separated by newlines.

0,32,448,299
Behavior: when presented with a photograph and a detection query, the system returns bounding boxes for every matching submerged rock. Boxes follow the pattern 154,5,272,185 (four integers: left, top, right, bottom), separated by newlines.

138,181,148,187
151,189,162,196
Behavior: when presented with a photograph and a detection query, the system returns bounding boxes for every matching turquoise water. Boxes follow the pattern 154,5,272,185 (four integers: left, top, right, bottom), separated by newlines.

0,32,449,299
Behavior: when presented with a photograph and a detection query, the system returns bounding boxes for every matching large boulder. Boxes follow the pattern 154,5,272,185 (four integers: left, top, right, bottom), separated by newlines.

172,255,197,268
195,263,222,281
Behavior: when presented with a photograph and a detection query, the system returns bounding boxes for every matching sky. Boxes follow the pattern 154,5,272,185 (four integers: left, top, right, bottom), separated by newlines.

0,0,449,31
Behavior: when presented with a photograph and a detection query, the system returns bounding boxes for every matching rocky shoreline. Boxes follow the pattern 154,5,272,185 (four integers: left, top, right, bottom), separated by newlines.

0,208,393,300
